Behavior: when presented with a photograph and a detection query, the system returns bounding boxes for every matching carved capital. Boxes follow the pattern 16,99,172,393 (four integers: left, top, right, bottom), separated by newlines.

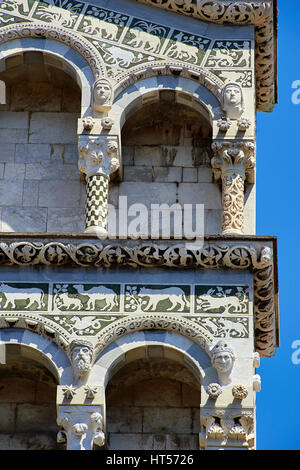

211,141,255,183
78,136,120,178
200,408,255,449
211,141,255,234
57,406,105,450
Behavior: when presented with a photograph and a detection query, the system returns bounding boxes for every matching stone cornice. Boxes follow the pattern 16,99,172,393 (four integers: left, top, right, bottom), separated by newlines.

0,235,279,357
134,0,277,112
136,0,273,25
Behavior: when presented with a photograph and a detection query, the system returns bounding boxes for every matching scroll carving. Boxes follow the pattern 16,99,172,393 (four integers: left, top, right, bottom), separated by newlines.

211,141,255,235
0,240,277,357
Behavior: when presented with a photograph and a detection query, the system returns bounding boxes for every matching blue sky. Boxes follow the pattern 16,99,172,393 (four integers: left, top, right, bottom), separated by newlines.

255,0,300,450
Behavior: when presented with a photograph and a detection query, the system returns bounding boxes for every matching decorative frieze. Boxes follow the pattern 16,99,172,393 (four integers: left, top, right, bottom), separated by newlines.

0,0,276,112
211,141,255,235
0,239,277,357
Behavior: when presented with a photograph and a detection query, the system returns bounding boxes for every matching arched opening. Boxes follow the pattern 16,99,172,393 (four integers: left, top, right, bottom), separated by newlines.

0,343,60,450
0,50,85,233
116,87,221,236
105,345,201,450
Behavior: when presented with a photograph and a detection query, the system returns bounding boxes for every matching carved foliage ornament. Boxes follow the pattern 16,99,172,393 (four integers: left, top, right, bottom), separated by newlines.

78,136,120,178
137,1,272,25
200,408,254,448
57,408,105,450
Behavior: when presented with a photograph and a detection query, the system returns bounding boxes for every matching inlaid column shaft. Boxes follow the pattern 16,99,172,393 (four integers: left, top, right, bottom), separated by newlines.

211,141,255,235
78,136,120,235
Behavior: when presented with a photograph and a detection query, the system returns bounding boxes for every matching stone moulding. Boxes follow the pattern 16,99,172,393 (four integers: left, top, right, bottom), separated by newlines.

0,22,105,79
0,237,278,358
135,0,277,112
113,60,224,103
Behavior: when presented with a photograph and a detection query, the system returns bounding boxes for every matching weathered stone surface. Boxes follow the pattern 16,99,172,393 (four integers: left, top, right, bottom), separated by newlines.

15,143,51,163
1,207,47,232
108,433,153,451
106,407,143,433
183,168,198,182
166,434,198,450
0,180,23,206
47,207,85,232
38,180,82,208
0,129,28,143
177,183,222,209
25,163,78,181
22,180,39,207
0,404,16,433
29,112,79,144
153,166,182,182
4,163,25,180
143,408,191,434
123,166,153,182
0,111,28,129
16,404,57,432
0,143,15,162
133,379,181,407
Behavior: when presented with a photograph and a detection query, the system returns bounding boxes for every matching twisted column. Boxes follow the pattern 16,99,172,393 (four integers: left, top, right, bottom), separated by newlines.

78,136,120,235
211,141,255,235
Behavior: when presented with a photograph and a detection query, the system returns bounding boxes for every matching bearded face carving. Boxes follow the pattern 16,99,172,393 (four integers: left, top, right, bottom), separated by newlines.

69,340,94,378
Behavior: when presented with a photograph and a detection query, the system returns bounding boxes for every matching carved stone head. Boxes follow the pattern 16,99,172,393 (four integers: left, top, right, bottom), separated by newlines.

211,340,235,385
69,340,94,378
221,82,244,120
93,78,113,111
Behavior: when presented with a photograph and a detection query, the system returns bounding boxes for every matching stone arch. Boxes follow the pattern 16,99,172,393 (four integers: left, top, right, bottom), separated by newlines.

94,325,215,388
95,313,214,360
114,61,223,109
95,330,212,450
0,328,73,385
112,75,220,131
0,22,106,116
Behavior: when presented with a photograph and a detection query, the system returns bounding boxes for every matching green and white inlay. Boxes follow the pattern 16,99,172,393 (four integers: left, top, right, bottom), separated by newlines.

124,284,191,313
52,283,120,312
195,285,249,314
190,316,249,338
204,40,251,68
0,282,49,311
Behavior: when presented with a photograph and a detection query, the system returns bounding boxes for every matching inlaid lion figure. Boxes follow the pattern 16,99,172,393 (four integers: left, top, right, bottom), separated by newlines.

138,286,190,312
73,284,118,311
